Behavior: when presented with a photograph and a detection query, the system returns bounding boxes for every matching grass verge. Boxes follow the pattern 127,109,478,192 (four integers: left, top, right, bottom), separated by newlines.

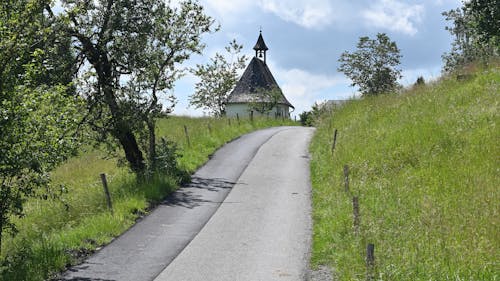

0,116,295,281
309,67,499,280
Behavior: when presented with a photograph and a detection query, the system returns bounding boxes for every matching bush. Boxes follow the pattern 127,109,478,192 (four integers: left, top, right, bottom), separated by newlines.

299,111,314,126
149,138,189,183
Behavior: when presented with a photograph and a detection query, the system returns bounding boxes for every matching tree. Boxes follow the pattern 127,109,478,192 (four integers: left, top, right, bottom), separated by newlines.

338,33,402,96
0,0,82,251
299,110,313,126
248,86,283,115
464,0,500,49
414,76,425,87
442,8,485,72
55,0,216,175
190,40,247,116
442,1,499,73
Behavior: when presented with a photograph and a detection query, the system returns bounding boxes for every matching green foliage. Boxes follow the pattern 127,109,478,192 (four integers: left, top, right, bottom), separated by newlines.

190,40,247,116
464,0,500,49
442,1,499,73
149,137,188,183
338,33,402,96
57,0,217,174
0,0,82,252
414,76,425,86
299,111,314,126
309,67,499,280
0,0,75,92
0,82,82,254
299,102,330,127
247,86,283,115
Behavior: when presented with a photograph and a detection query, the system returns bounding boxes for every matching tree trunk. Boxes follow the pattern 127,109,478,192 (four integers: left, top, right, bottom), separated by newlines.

74,32,146,176
115,128,145,174
147,119,156,172
103,92,145,174
0,214,3,255
99,60,146,175
0,228,3,255
0,187,7,256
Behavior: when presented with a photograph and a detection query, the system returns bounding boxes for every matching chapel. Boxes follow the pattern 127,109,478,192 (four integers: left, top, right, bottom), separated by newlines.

226,31,294,118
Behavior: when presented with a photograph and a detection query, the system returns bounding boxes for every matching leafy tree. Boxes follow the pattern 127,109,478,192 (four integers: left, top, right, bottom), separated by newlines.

464,0,500,48
442,8,486,72
55,0,216,175
299,102,333,126
0,0,82,251
190,40,247,117
338,33,402,95
0,0,75,93
415,76,425,87
299,111,313,126
248,86,283,115
442,1,499,73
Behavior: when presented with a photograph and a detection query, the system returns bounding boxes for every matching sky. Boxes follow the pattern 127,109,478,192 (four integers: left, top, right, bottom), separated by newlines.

171,0,464,118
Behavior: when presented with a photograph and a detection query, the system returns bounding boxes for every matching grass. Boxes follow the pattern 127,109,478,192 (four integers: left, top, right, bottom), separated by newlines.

309,66,499,280
0,115,295,281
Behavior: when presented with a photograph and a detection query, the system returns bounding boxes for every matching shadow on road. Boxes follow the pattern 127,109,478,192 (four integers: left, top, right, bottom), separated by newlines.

56,277,114,281
55,271,115,281
160,176,235,209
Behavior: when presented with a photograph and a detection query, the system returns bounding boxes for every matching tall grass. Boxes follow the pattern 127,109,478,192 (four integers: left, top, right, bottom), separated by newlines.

0,116,295,281
309,67,499,280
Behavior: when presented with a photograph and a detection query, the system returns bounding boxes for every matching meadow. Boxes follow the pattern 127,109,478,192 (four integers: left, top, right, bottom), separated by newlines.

0,116,295,281
309,66,499,280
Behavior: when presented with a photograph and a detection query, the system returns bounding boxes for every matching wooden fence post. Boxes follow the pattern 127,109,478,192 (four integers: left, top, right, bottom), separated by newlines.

207,123,212,134
183,125,191,147
343,164,349,193
100,173,113,214
228,118,231,126
366,243,375,281
236,113,240,125
331,129,338,154
353,196,360,234
250,111,254,122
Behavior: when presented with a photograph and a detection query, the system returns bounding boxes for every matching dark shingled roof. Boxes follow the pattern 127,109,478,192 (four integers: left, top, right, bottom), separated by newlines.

253,32,268,51
227,57,294,108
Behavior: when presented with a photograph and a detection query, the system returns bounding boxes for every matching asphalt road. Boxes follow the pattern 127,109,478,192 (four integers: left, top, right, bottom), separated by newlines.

59,126,315,281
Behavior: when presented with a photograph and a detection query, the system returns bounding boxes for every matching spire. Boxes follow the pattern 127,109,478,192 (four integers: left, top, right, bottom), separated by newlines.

253,30,268,64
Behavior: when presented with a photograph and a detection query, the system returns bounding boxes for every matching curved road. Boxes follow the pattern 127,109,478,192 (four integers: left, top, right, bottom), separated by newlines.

60,126,315,281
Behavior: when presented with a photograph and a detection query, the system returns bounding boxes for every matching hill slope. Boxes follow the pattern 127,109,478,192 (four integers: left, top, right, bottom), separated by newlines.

309,67,499,280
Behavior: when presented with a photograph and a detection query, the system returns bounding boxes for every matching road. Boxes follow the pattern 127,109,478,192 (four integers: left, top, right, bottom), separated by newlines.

60,126,315,281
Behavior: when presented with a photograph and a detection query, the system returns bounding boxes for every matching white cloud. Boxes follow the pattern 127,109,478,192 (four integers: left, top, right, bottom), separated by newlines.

429,0,462,6
202,0,432,32
202,0,254,18
400,65,442,86
267,61,350,115
362,0,424,36
278,68,343,98
258,0,335,29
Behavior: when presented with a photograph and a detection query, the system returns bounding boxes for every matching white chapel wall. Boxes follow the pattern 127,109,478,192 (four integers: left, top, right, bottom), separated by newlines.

226,104,291,118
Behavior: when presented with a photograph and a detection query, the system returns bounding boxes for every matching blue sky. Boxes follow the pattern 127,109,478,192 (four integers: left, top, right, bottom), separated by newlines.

172,0,463,117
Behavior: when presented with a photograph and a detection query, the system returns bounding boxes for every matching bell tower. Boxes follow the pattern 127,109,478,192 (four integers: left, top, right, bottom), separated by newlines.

253,30,268,64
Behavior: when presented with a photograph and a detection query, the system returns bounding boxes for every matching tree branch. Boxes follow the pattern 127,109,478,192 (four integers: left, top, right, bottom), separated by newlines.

97,0,115,48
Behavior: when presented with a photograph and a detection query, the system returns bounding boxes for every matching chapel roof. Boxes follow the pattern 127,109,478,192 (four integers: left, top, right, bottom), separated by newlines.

253,32,268,51
226,57,294,108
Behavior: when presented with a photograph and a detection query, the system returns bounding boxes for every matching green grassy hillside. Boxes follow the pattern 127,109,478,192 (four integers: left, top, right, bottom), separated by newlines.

0,116,295,281
309,67,499,280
